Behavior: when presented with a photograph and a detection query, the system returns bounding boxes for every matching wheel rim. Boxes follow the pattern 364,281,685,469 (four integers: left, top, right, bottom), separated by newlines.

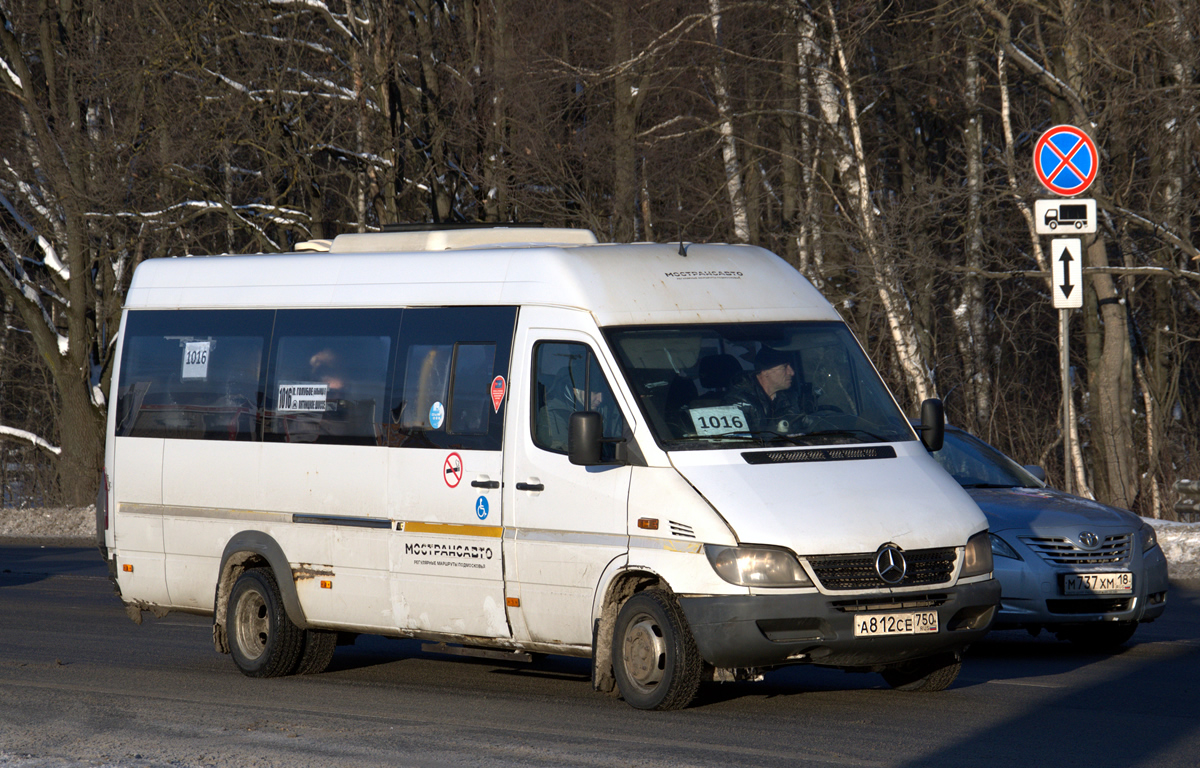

233,587,270,661
621,613,666,692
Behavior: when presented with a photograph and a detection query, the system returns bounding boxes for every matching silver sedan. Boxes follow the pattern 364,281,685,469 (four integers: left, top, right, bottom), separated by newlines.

930,427,1168,649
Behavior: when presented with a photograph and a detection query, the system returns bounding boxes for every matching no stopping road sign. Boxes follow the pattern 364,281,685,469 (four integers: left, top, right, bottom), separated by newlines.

1034,125,1098,197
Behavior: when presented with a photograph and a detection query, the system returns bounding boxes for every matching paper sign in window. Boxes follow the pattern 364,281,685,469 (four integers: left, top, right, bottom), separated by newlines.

689,405,748,435
181,341,211,380
278,383,329,412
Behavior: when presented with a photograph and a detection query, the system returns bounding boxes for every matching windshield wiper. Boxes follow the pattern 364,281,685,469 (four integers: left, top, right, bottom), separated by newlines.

960,482,1020,489
672,430,800,447
790,428,889,444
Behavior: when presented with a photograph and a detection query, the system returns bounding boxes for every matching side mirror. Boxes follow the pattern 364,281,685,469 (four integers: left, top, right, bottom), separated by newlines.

1023,465,1048,484
918,398,944,452
568,411,604,465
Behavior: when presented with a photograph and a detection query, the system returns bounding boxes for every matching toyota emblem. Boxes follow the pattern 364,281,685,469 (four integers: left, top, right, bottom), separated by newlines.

1078,531,1101,550
875,545,908,585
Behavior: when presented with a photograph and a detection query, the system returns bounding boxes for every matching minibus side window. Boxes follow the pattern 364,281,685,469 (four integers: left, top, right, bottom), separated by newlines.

114,310,272,441
532,341,625,455
386,306,516,451
448,344,497,435
264,309,399,446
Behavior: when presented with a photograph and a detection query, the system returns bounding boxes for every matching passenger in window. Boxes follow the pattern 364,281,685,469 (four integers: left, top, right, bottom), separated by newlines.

723,346,804,433
281,346,356,443
309,348,347,394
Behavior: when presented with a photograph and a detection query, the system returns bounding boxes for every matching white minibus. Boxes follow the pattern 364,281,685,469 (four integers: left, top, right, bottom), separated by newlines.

99,226,999,709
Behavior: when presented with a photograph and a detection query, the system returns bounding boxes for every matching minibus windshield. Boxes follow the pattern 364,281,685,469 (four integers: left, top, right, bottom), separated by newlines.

606,322,916,450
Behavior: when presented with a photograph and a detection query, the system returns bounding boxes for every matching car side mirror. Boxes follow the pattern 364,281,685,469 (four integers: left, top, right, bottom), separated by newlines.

1023,465,1048,484
568,411,604,465
918,398,944,452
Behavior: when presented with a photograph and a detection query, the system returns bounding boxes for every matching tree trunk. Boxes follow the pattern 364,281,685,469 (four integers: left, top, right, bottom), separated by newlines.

824,0,934,406
611,0,637,242
709,0,750,242
954,41,992,431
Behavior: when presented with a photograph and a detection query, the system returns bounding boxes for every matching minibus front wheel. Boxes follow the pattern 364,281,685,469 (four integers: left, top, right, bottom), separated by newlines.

880,652,961,692
227,567,305,677
612,589,703,710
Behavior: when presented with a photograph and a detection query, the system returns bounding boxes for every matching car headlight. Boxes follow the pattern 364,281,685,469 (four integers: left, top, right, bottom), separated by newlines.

1140,522,1159,553
989,533,1021,561
705,544,813,587
961,530,994,578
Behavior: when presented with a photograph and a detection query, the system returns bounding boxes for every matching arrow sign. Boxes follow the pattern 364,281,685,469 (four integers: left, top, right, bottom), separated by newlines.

1050,238,1083,309
1058,248,1075,298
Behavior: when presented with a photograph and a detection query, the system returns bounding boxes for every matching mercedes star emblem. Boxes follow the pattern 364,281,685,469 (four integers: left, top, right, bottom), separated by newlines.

875,545,908,585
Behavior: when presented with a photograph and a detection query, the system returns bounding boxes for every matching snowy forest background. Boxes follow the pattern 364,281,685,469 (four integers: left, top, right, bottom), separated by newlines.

1,0,1198,518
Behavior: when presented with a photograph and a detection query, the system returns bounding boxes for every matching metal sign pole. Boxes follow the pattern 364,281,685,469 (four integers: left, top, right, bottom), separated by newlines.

1034,123,1097,497
1060,307,1073,495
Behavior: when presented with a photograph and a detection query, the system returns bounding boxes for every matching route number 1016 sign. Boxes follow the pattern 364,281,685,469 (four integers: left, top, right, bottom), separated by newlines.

689,405,747,435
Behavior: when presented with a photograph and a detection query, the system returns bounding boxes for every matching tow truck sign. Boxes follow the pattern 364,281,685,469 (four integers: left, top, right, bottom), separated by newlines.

1035,199,1096,235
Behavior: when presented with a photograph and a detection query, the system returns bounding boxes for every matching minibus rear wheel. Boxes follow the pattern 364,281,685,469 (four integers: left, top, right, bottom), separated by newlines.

612,589,703,710
295,629,337,674
227,567,305,678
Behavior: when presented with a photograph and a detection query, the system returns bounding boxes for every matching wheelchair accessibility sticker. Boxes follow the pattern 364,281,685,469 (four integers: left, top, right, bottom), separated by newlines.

475,495,489,520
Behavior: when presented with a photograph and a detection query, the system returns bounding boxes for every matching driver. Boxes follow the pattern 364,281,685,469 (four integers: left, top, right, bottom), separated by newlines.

723,346,803,433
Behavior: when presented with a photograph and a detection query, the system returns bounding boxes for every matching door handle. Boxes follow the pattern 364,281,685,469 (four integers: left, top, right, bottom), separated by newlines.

515,482,545,492
471,479,501,489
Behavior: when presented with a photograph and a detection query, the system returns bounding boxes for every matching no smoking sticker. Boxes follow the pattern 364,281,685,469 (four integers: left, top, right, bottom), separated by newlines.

444,452,463,488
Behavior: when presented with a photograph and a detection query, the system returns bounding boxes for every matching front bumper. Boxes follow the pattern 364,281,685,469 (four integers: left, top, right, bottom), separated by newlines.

678,578,1000,670
990,540,1169,629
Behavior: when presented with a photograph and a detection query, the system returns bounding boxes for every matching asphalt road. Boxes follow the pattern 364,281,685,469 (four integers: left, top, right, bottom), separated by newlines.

1,545,1198,768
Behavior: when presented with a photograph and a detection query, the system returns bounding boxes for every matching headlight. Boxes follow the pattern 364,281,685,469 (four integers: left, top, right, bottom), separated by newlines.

990,533,1021,561
705,544,813,587
961,530,994,578
1140,522,1159,553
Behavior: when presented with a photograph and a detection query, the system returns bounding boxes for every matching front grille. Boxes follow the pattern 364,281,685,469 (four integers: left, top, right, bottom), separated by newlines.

1020,534,1131,565
1046,598,1133,615
806,547,957,591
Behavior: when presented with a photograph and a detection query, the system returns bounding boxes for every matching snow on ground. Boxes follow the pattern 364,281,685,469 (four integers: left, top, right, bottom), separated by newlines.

1145,517,1200,581
0,506,94,540
2,505,1199,580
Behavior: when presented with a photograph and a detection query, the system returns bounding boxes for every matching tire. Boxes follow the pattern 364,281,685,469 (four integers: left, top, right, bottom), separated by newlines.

1058,622,1138,651
611,589,703,711
294,629,337,675
881,654,961,692
226,567,305,678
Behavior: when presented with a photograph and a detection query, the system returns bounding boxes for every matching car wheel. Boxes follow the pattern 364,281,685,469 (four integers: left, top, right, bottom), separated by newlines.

1058,622,1138,651
612,589,703,710
880,653,961,692
227,567,305,678
294,629,338,675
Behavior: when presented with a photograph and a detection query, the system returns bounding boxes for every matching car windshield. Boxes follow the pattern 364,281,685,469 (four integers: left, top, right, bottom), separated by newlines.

932,430,1044,489
605,322,916,450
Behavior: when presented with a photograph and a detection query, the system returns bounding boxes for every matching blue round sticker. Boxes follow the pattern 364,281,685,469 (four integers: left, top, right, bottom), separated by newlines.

429,401,445,429
475,495,489,520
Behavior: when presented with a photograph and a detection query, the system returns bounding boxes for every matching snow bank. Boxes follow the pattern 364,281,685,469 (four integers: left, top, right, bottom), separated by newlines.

0,506,94,539
1146,517,1200,582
